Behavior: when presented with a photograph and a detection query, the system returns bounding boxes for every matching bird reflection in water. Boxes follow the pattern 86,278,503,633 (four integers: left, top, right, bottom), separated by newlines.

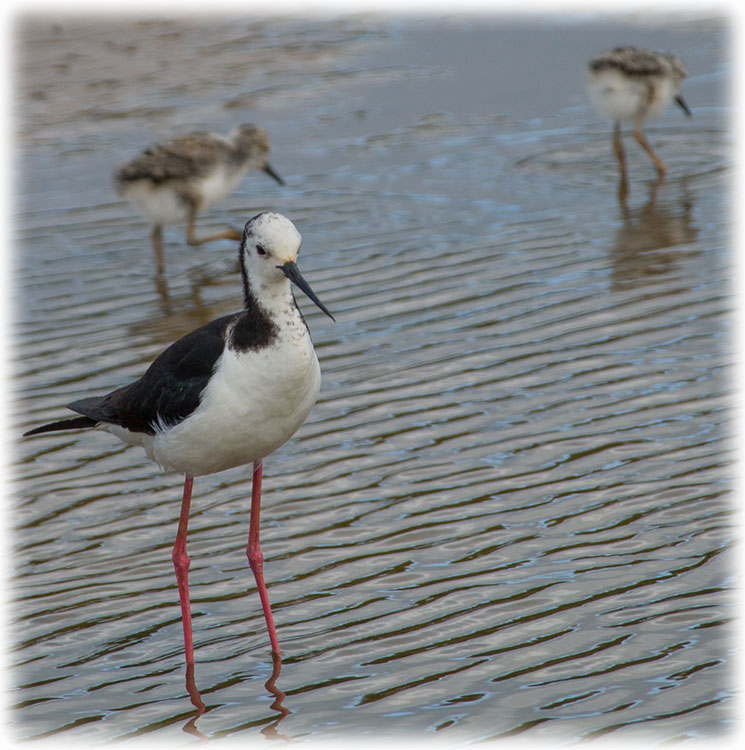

180,653,291,741
151,251,240,316
182,663,207,740
610,178,698,291
132,257,242,348
261,652,291,742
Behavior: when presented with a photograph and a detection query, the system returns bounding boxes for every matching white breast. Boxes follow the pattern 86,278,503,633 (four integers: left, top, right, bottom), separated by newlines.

149,327,321,476
120,180,191,225
119,164,249,225
196,163,248,209
588,69,651,122
646,76,677,117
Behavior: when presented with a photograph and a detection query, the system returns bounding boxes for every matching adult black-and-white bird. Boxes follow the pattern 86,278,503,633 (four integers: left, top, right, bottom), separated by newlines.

588,46,691,181
24,212,334,665
115,124,285,273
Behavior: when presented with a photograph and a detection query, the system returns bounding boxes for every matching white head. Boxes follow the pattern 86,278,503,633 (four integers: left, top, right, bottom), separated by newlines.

240,213,334,320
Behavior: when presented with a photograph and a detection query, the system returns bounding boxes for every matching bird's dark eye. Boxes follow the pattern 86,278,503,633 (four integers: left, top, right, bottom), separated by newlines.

256,244,268,257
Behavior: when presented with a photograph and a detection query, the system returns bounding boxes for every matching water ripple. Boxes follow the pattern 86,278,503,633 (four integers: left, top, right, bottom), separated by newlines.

11,13,732,746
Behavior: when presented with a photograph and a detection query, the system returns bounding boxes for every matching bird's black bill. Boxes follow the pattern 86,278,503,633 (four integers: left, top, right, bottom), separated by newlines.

675,94,692,117
263,163,285,186
280,261,335,321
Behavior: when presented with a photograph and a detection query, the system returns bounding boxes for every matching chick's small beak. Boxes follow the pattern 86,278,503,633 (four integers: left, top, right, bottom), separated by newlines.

280,261,335,321
675,94,692,117
263,162,285,185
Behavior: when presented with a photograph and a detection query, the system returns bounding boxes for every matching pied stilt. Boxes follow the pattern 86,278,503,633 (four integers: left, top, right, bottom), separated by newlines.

115,124,285,273
24,212,334,664
587,46,691,191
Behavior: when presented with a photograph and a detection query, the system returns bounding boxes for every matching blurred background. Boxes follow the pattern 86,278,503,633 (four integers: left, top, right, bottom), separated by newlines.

10,9,732,746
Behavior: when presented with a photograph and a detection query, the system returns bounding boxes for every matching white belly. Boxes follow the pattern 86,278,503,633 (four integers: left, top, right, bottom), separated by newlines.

588,70,656,122
148,333,321,476
119,180,190,224
120,164,248,225
197,164,248,209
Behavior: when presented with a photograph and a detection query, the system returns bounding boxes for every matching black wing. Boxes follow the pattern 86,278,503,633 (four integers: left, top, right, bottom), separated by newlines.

68,313,240,435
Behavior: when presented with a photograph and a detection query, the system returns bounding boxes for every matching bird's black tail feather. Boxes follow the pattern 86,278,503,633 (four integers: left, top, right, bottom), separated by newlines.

24,416,97,437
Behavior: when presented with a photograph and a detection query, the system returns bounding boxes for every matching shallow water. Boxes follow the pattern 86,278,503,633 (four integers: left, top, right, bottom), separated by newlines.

11,13,733,746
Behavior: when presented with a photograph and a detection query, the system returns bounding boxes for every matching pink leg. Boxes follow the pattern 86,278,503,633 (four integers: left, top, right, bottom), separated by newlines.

186,206,242,246
633,113,667,178
612,121,626,170
151,224,165,275
613,121,629,205
172,474,196,667
246,460,281,655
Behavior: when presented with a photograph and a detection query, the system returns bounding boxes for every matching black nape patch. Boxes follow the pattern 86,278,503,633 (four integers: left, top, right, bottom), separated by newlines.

230,307,278,352
235,222,279,352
